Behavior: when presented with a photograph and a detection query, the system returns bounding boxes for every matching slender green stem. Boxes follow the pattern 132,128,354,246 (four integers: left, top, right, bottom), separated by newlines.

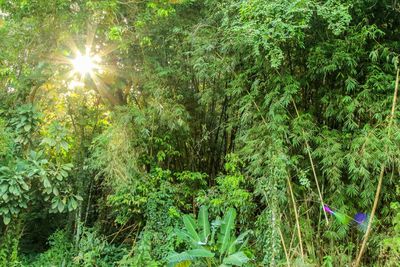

292,99,329,225
287,175,305,260
354,68,400,267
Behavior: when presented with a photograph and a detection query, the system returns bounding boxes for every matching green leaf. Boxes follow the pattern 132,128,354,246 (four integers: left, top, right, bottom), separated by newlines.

51,199,58,210
0,207,9,215
20,181,29,191
3,216,11,225
52,187,59,196
167,248,214,266
60,141,69,151
43,178,51,188
63,163,73,170
183,215,201,244
198,206,210,243
57,200,64,212
175,229,192,242
24,124,31,132
218,208,237,255
70,198,78,210
41,137,55,146
210,218,222,245
60,170,68,177
222,251,249,266
9,185,20,196
227,230,251,255
333,211,352,225
0,184,8,194
175,261,191,267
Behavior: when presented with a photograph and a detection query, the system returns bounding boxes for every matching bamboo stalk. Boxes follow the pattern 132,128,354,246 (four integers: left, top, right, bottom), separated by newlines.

247,90,314,256
354,68,399,267
109,222,137,244
278,224,291,267
287,175,305,261
292,100,329,224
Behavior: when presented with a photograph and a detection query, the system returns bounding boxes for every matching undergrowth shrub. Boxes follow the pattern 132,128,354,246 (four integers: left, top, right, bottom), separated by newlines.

0,224,22,267
24,227,126,267
74,227,126,267
26,230,73,267
118,229,160,267
197,154,255,226
380,186,400,266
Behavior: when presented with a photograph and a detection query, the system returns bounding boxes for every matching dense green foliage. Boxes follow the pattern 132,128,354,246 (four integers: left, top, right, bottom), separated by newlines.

167,206,251,267
0,0,400,266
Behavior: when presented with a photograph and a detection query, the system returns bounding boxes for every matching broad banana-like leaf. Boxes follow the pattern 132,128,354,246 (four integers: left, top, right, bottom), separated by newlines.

183,215,201,244
222,251,249,266
175,229,192,242
218,208,237,255
210,218,222,245
198,206,210,243
167,248,215,266
227,230,251,255
176,260,191,267
236,237,249,254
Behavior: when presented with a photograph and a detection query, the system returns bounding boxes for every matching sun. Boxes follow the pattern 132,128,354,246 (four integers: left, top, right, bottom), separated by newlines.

50,29,121,103
71,51,101,77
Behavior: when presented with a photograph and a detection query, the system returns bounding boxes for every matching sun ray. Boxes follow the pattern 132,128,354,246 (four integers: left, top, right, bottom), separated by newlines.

85,24,97,54
47,27,126,106
90,70,120,106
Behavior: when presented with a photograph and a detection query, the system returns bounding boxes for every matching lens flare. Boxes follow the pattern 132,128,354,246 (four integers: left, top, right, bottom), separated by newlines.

71,51,101,76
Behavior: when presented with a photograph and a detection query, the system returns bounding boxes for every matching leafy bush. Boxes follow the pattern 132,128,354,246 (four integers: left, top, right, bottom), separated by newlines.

0,221,23,267
26,230,73,267
167,206,252,267
24,228,126,267
380,187,400,266
197,154,254,226
74,227,126,267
